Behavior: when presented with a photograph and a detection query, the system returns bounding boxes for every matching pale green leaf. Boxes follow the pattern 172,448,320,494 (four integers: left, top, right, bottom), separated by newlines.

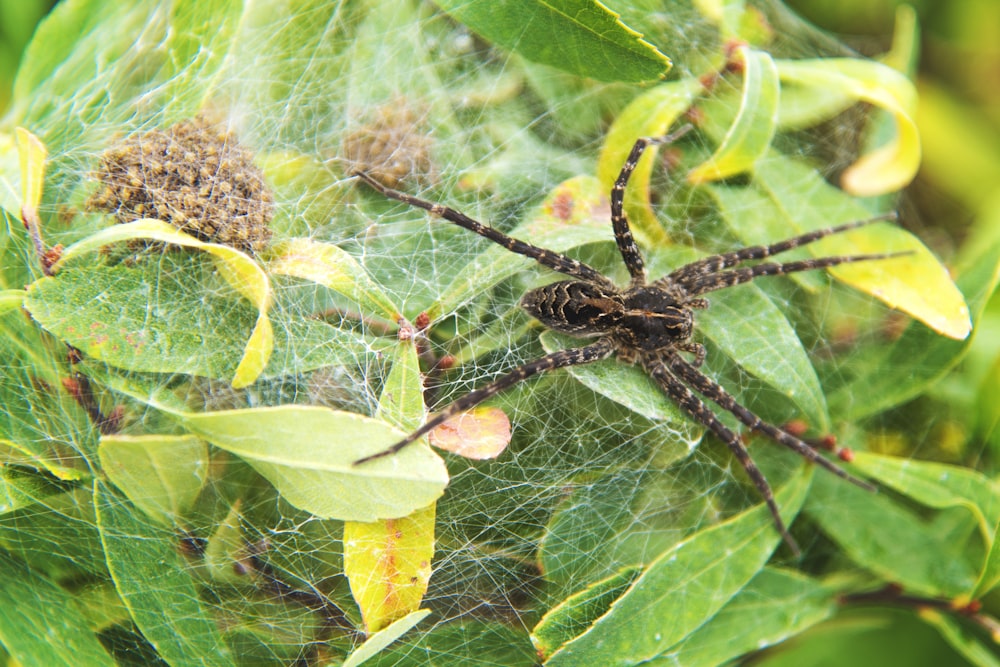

180,406,448,522
51,219,274,387
343,609,432,667
98,434,209,526
267,238,400,321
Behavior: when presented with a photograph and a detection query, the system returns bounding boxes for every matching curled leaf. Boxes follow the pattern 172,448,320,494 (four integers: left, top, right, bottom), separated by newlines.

687,47,779,183
429,407,511,460
777,58,920,196
597,78,704,246
51,219,274,387
751,158,971,340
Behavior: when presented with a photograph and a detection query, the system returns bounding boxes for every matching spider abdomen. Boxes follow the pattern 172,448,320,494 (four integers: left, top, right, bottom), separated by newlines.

520,281,623,336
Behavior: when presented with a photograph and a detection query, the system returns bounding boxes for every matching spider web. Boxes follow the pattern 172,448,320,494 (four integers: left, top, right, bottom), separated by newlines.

0,1,982,666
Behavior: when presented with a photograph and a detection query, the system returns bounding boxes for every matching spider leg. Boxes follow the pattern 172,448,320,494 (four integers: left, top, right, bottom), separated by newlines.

611,125,693,285
354,171,612,287
664,351,876,492
354,338,616,465
680,251,910,297
660,213,898,288
645,358,801,556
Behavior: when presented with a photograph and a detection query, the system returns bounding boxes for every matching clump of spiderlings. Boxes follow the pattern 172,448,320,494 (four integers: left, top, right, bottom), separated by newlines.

343,104,435,188
87,116,273,254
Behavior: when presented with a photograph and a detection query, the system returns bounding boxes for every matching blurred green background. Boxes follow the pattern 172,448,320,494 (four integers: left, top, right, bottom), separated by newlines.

0,1,57,113
787,0,1000,234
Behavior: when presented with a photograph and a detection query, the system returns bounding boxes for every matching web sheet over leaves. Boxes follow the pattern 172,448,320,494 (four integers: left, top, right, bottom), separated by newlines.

0,1,997,666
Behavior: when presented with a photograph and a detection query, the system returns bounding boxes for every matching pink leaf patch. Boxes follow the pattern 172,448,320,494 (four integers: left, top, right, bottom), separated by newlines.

430,407,511,460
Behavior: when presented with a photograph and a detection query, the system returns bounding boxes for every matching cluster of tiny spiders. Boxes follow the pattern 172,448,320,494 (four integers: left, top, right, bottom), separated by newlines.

353,125,901,555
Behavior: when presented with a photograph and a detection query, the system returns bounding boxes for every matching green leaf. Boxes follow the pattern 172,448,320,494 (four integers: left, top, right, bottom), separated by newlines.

649,567,836,666
50,219,274,388
921,612,1000,667
25,258,256,381
697,283,828,429
433,0,671,83
538,470,651,590
807,469,979,597
851,453,1000,596
179,406,448,522
157,0,245,111
532,566,642,659
95,481,236,667
98,434,209,526
342,609,432,667
688,47,779,183
0,550,115,667
543,468,811,666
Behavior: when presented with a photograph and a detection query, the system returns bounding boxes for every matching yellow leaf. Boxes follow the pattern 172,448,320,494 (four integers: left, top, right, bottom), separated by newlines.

15,127,46,217
343,503,436,634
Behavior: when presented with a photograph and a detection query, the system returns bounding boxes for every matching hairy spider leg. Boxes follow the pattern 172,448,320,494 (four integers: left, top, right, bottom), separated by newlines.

353,171,613,288
664,351,876,492
681,251,910,297
611,125,694,285
645,357,802,556
661,212,899,288
354,338,616,465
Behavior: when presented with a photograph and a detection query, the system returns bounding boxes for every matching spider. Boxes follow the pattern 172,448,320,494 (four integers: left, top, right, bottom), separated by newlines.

352,125,902,555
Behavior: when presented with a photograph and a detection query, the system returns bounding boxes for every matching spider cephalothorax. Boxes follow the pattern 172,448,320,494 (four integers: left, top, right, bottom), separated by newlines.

352,125,902,555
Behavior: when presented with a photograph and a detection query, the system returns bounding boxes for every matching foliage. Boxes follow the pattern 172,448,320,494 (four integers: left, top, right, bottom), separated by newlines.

0,1,998,666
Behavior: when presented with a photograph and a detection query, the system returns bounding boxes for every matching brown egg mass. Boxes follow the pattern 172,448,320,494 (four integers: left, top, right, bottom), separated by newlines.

88,117,273,253
343,105,434,189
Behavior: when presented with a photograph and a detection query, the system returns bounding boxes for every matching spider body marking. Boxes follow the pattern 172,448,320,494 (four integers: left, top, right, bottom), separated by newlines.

520,280,694,351
352,124,903,556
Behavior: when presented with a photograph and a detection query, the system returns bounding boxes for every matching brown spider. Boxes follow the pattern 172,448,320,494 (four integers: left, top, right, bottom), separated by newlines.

353,125,902,556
